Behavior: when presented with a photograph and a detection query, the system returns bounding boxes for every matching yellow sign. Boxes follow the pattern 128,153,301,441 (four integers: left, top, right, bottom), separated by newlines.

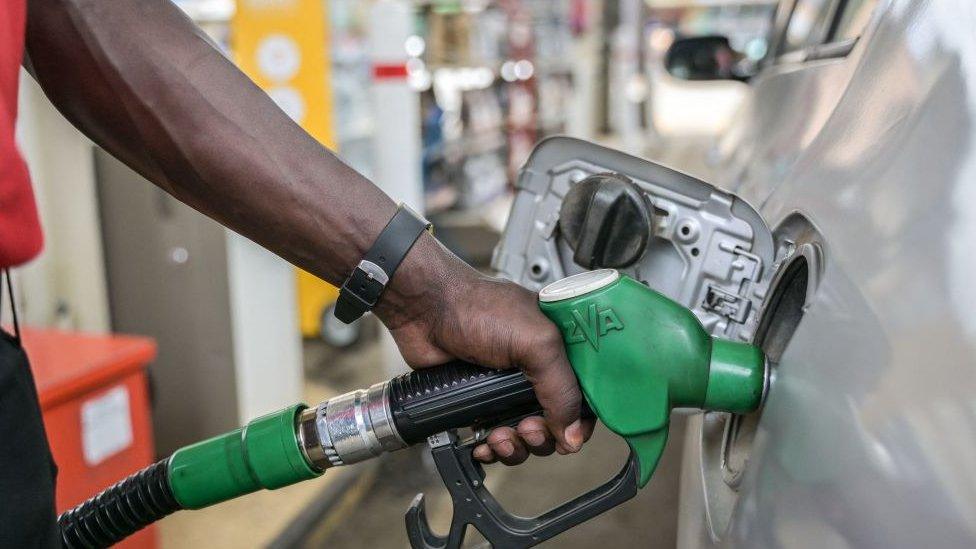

232,0,336,147
233,0,339,338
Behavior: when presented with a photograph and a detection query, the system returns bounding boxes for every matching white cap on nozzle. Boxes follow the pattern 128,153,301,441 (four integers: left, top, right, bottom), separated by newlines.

538,269,620,303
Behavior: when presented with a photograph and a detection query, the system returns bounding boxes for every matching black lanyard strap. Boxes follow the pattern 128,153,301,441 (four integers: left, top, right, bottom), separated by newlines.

2,270,21,343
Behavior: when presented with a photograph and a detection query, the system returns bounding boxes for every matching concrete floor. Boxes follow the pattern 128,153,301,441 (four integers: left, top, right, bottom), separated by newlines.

160,326,685,549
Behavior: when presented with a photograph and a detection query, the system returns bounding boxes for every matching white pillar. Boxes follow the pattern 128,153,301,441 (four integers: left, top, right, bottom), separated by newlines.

368,0,423,376
567,2,603,141
226,231,303,422
368,0,423,212
609,0,647,155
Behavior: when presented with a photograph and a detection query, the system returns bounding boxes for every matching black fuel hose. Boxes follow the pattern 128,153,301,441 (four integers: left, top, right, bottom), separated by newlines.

58,459,180,548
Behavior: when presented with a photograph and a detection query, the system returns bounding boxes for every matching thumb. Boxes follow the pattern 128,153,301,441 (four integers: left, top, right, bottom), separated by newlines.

519,323,585,453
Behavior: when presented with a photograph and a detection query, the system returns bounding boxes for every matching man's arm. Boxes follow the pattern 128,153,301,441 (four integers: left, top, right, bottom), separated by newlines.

25,0,590,462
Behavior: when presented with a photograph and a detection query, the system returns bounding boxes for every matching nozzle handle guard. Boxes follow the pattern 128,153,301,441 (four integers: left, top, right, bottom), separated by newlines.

406,430,639,549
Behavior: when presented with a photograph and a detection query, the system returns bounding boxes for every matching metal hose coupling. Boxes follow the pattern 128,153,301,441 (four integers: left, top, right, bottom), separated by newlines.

298,381,407,470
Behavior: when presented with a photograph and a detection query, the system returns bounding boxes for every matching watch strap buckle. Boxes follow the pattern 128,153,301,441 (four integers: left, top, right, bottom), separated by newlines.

334,261,388,324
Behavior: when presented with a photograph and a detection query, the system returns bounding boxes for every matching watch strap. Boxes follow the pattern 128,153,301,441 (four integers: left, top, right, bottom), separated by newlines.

334,204,431,323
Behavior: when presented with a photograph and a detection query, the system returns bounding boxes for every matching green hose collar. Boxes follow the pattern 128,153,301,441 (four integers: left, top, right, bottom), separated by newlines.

167,404,320,509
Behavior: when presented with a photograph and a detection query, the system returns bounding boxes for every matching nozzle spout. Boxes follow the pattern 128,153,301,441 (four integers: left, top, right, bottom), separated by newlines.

702,338,767,415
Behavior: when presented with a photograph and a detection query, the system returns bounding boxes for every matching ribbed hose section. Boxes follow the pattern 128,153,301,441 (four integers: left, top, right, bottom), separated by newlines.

59,459,181,548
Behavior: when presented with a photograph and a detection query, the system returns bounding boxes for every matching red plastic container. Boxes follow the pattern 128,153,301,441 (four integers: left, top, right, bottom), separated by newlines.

23,328,158,548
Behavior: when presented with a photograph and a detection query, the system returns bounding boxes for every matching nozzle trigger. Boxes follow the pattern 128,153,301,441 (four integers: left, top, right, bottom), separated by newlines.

405,430,640,549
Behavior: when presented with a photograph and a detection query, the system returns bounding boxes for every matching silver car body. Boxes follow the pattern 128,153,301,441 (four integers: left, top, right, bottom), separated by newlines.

675,0,976,547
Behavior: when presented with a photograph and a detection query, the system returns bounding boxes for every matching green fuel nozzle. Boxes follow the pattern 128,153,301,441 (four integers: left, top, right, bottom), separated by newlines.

58,269,767,549
538,269,767,486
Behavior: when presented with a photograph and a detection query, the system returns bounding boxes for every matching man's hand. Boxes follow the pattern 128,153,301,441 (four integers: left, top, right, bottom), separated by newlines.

375,235,595,465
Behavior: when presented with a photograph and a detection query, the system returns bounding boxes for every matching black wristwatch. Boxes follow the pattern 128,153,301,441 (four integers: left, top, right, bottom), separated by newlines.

333,204,432,324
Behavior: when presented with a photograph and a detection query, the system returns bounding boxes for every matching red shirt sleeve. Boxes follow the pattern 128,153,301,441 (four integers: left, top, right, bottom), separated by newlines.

0,0,44,268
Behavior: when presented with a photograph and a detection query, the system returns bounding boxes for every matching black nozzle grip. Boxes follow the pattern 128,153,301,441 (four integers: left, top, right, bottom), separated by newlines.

389,361,544,445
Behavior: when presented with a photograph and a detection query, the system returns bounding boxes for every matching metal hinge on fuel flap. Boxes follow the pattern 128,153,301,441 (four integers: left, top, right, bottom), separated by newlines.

704,284,750,324
699,243,765,341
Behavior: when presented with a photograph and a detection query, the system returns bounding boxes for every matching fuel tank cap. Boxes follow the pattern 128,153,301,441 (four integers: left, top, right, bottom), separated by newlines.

558,173,652,269
539,269,620,302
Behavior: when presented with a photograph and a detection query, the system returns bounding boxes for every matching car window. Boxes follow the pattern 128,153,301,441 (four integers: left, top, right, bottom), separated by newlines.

832,0,878,41
781,0,834,53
